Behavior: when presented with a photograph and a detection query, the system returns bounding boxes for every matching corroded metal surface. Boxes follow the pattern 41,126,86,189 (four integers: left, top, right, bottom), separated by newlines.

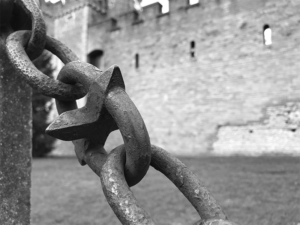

101,146,156,225
6,31,86,100
150,145,227,221
46,64,152,187
100,145,237,225
104,86,151,187
47,62,121,142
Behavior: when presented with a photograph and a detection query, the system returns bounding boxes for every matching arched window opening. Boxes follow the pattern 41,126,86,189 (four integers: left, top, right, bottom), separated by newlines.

189,0,200,5
190,41,196,58
263,24,272,46
135,53,139,69
88,50,104,69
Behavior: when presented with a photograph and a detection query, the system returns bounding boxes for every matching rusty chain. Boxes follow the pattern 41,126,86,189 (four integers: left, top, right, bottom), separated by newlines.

47,61,152,187
7,31,87,100
3,0,238,224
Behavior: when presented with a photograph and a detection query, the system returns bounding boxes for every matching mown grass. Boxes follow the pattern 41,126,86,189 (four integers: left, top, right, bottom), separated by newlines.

31,156,300,225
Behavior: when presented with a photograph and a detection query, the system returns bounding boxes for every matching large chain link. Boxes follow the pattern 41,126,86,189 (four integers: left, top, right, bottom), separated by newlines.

7,31,86,100
101,145,233,225
3,1,239,224
46,61,152,187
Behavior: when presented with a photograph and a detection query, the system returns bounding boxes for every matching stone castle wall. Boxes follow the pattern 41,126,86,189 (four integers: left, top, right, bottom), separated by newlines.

42,0,300,156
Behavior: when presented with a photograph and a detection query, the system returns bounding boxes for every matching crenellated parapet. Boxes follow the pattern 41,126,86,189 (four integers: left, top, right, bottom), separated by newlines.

41,0,202,28
41,0,297,38
40,0,107,19
88,2,165,31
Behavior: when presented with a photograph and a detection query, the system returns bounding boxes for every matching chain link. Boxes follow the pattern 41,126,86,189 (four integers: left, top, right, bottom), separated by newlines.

46,62,152,187
101,145,234,225
3,1,239,224
7,31,87,100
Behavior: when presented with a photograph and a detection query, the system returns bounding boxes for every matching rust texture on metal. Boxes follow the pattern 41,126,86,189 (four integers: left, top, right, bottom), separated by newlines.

100,145,238,225
6,31,87,100
47,62,121,141
46,63,152,187
2,1,240,224
100,146,156,225
150,145,227,221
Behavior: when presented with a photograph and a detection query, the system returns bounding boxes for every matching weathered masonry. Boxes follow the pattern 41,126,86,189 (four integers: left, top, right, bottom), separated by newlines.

41,0,300,156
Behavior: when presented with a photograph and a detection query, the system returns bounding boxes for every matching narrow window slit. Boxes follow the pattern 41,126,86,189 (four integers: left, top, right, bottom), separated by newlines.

190,41,196,58
135,53,139,69
263,24,272,46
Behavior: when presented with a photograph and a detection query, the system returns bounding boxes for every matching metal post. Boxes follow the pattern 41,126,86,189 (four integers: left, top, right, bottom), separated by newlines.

0,1,32,224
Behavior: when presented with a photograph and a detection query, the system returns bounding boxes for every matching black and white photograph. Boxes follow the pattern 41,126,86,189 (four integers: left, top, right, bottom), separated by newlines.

0,0,299,224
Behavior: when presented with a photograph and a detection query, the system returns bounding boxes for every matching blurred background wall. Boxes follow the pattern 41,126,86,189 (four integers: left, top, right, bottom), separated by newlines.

41,0,300,156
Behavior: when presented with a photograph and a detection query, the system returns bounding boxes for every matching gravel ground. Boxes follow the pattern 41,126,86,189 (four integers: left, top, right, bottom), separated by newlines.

31,156,300,225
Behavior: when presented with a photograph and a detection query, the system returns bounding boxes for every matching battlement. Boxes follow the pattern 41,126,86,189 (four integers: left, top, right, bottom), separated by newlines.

85,0,209,35
41,0,201,22
42,0,289,50
41,0,106,18
87,2,164,29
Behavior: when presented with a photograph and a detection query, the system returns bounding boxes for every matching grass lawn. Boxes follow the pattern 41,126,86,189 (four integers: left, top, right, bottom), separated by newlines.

31,156,300,225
